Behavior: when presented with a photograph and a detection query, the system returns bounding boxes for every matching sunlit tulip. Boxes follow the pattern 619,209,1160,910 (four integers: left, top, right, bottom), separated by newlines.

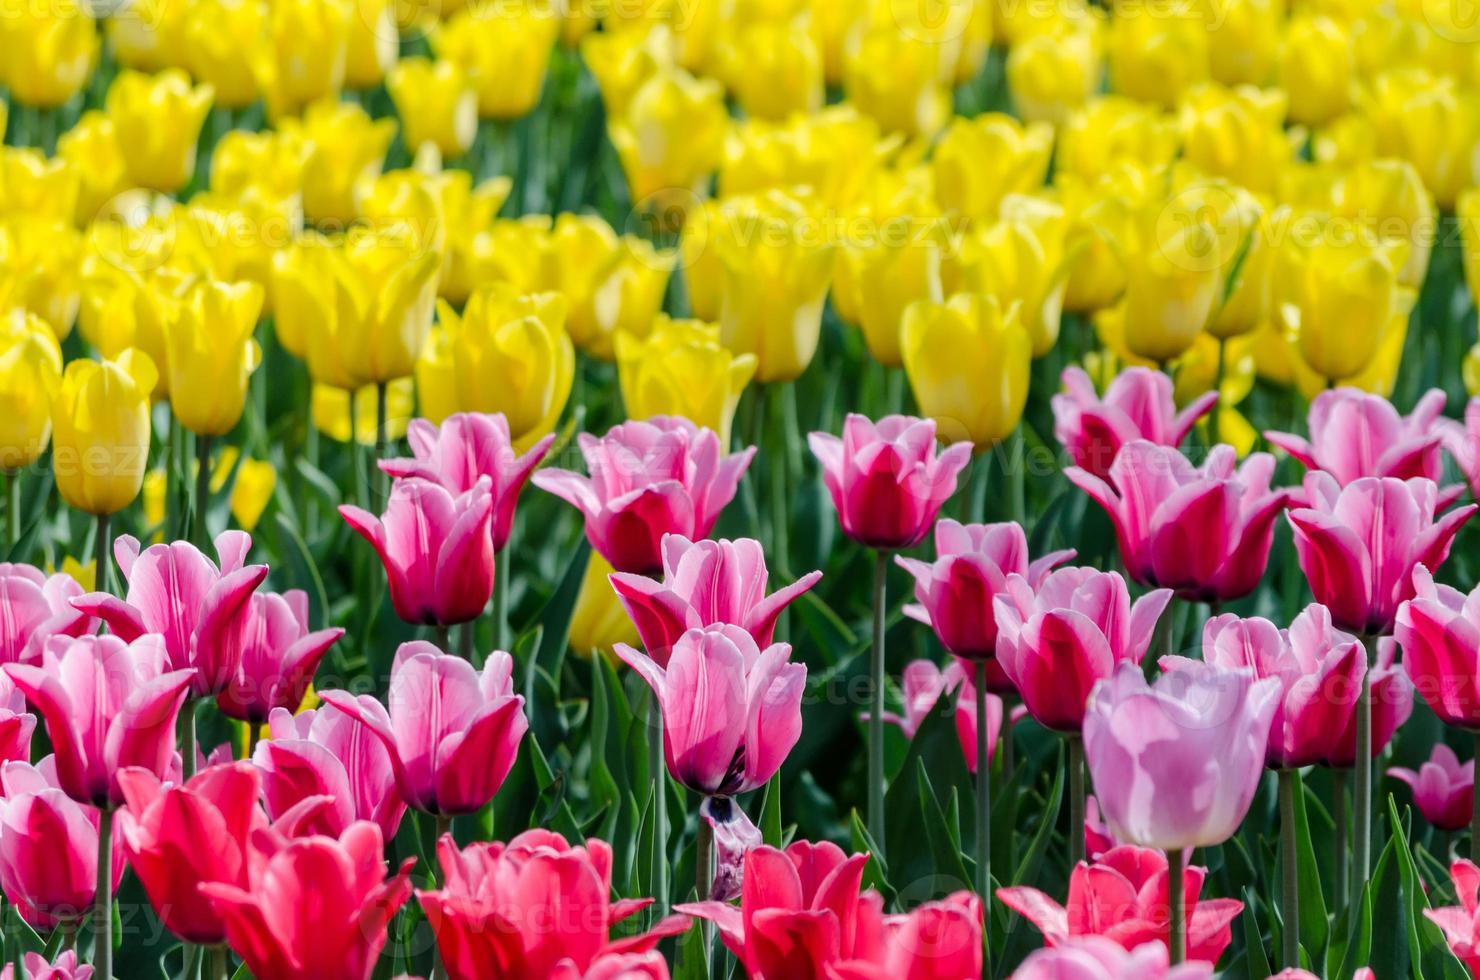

1204,0,1280,86
1178,85,1292,195
1052,367,1216,481
0,564,90,667
322,643,528,815
161,280,263,437
723,18,824,121
1011,937,1215,979
1007,17,1102,125
1425,860,1480,974
105,70,214,194
0,216,82,339
1265,387,1448,488
932,114,1054,223
1280,15,1354,126
1,3,97,107
877,658,963,739
183,0,266,108
251,0,351,120
1056,99,1181,182
0,147,77,224
1391,745,1474,832
902,293,1032,450
844,25,951,137
1359,70,1480,210
1338,159,1437,288
1394,566,1480,734
343,0,397,89
581,24,672,119
435,3,560,119
50,351,155,516
286,100,396,225
1443,396,1480,502
609,66,727,212
567,239,675,361
615,316,757,446
388,58,478,158
839,225,946,367
55,113,129,225
1116,211,1222,364
215,590,341,725
105,0,190,72
718,106,891,212
953,196,1070,357
0,951,94,980
0,312,62,471
1106,1,1210,108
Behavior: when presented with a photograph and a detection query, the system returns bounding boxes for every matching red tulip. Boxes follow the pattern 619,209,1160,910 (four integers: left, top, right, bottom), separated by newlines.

417,830,689,980
1266,387,1450,488
1390,744,1474,832
0,563,92,666
1052,366,1217,481
215,589,342,724
1425,859,1480,974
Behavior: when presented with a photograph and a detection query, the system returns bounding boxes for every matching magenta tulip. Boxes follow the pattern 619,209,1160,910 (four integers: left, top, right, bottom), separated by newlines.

200,821,414,980
1323,636,1413,767
1427,860,1480,974
878,658,965,739
320,642,526,815
1390,744,1474,831
1287,473,1475,635
254,704,405,841
1067,442,1290,602
340,477,495,627
1162,605,1363,769
995,568,1171,732
615,623,804,797
0,563,92,666
1010,937,1214,980
0,670,35,766
1083,662,1279,851
1052,367,1217,481
533,416,754,575
809,413,971,550
1442,396,1480,501
1397,566,1480,729
6,635,195,808
71,532,268,697
1266,387,1450,488
896,519,1074,662
0,952,93,980
609,534,821,667
418,830,689,980
215,589,342,724
380,413,554,551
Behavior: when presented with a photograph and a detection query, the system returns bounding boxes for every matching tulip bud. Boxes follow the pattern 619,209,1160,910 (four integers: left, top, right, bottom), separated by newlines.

284,99,396,225
184,0,266,109
3,1,98,108
616,315,757,446
932,113,1054,223
952,196,1069,357
1179,84,1293,195
105,70,215,194
0,312,62,471
1280,14,1354,126
388,58,479,159
434,2,560,119
251,0,352,120
166,280,264,437
50,351,156,516
1006,16,1102,125
1106,0,1209,109
609,66,727,214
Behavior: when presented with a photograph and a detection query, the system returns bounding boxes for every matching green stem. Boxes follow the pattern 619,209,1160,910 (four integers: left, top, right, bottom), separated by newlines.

696,810,714,900
649,696,668,913
869,550,888,850
975,661,992,978
492,545,508,652
459,619,476,662
4,469,17,549
95,808,113,980
434,625,451,650
1334,768,1348,914
194,433,213,548
1211,337,1225,447
1355,635,1375,910
375,380,389,488
768,384,790,578
1472,731,1480,864
1280,769,1300,969
212,945,227,980
166,412,182,539
1068,734,1085,865
181,700,198,781
1167,845,1185,965
94,513,112,596
1005,427,1025,528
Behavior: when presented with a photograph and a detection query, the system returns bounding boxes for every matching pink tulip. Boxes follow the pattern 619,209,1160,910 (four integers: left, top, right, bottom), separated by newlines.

0,670,35,766
116,762,266,944
380,413,554,552
1398,566,1480,729
1425,859,1480,974
609,534,822,667
1266,387,1450,487
995,568,1171,732
320,642,526,815
201,821,414,980
418,830,689,980
215,590,342,724
878,658,964,739
1323,636,1413,767
1053,367,1217,481
1288,473,1475,635
254,704,405,841
6,635,195,808
0,759,121,930
1085,796,1117,861
0,952,94,980
340,477,495,627
578,952,672,980
955,665,1005,775
1010,937,1213,980
1083,661,1279,851
896,519,1074,662
615,624,804,797
0,563,92,666
533,417,754,575
71,532,268,698
809,414,971,550
1067,442,1290,602
1162,605,1363,769
1268,971,1375,980
1442,396,1480,500
998,846,1242,965
1390,744,1474,831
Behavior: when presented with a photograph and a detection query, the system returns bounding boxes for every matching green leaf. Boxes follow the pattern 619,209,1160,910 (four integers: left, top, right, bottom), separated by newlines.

760,772,783,848
1243,885,1274,980
1293,772,1330,958
673,921,711,980
1388,796,1470,979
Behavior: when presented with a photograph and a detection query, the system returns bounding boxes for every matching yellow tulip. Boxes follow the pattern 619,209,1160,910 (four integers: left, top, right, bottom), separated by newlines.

1006,16,1102,125
582,23,674,119
1283,235,1410,384
434,2,560,119
0,217,82,341
567,236,676,361
713,195,834,383
344,0,399,89
568,551,639,656
555,0,600,47
166,281,264,437
462,216,555,296
106,0,192,72
1201,0,1281,87
209,446,278,531
285,99,397,225
412,172,515,305
207,129,308,205
1059,176,1142,314
1118,204,1223,363
251,0,352,120
1056,99,1181,183
185,0,267,109
844,25,951,137
56,556,95,592
416,288,574,450
932,113,1053,223
0,311,63,471
1338,158,1435,288
721,18,823,121
0,148,79,227
1285,289,1414,399
838,221,946,368
311,379,414,445
811,0,869,85
1460,191,1480,304
1350,8,1429,80
105,70,214,194
615,315,757,446
952,196,1070,358
1106,0,1210,108
56,113,130,225
719,106,893,212
185,194,302,305
1,0,97,108
902,293,1031,450
1280,15,1354,126
679,198,724,322
608,66,727,214
51,350,157,516
387,58,478,159
1178,84,1294,195
1359,69,1480,210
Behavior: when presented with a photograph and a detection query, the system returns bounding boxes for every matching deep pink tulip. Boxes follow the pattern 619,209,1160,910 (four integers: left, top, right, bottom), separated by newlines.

1442,396,1480,500
609,534,822,667
1052,367,1217,481
215,590,342,724
1266,387,1450,488
255,704,405,841
0,563,92,666
615,624,804,797
0,759,121,930
380,413,554,552
999,845,1241,966
116,762,266,945
575,952,672,979
533,416,754,575
418,830,689,980
1268,971,1374,980
809,413,971,550
1426,859,1480,974
1390,743,1474,831
0,952,93,980
1162,605,1363,769
0,670,35,766
1288,473,1475,635
1083,662,1278,851
320,642,527,815
1085,796,1117,862
1067,442,1290,602
954,664,1005,775
1398,566,1480,729
995,568,1171,732
340,477,495,627
896,519,1074,662
1323,636,1413,768
878,658,964,739
1010,937,1213,980
6,634,195,808
833,891,983,980
71,532,267,698
200,821,414,980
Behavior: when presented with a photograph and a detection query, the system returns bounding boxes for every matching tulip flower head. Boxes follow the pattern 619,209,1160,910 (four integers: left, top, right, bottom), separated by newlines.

615,316,758,448
1052,367,1218,481
878,658,964,739
1390,744,1475,832
1441,396,1480,503
534,417,754,575
1396,566,1480,731
0,951,94,980
1425,860,1480,974
1083,661,1280,851
321,643,527,816
0,563,92,666
1011,937,1214,980
433,2,560,120
1068,442,1291,602
214,589,342,725
164,280,264,437
1266,387,1449,489
50,350,156,516
0,311,63,471
105,69,214,194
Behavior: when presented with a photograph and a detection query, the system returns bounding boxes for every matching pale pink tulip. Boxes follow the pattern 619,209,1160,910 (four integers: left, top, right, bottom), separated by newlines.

1442,396,1480,501
1053,367,1217,480
1397,566,1480,730
0,563,92,666
1010,937,1213,979
1266,387,1449,487
0,951,94,980
1390,744,1474,832
1424,859,1480,975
